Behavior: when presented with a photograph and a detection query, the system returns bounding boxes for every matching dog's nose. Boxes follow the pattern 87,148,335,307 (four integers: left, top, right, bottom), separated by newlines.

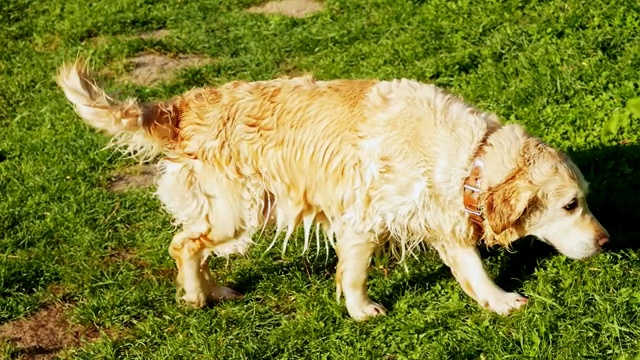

597,235,609,246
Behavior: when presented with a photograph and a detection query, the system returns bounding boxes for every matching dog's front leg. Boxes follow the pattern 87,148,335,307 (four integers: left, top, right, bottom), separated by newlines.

335,231,386,321
435,242,527,315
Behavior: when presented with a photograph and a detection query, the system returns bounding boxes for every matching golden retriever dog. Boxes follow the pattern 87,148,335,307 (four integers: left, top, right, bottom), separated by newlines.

56,60,609,320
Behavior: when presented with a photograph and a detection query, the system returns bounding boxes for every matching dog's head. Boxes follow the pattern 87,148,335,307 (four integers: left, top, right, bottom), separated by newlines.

483,134,609,259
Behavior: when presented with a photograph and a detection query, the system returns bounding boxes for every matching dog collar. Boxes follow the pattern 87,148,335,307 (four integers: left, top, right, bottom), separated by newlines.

463,130,495,235
463,158,485,229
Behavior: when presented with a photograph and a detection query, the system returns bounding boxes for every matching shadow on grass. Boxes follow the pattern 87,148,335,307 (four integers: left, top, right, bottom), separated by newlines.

229,254,339,295
376,263,453,312
570,144,640,252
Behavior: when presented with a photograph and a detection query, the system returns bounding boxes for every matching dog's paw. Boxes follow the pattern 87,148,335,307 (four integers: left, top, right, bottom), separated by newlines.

482,291,528,315
210,285,242,301
180,286,241,307
347,300,387,321
180,291,209,308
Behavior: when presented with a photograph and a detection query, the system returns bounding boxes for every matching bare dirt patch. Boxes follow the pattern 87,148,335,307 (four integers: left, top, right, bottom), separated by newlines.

107,164,157,192
0,304,100,360
137,29,171,40
103,248,139,264
124,53,212,86
246,0,325,18
104,248,151,269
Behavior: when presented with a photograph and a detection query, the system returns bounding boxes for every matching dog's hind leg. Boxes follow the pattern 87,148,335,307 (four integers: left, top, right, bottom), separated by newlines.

335,229,386,321
168,225,243,308
159,161,259,308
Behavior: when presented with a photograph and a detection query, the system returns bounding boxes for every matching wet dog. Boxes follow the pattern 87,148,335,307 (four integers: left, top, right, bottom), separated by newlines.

57,61,609,320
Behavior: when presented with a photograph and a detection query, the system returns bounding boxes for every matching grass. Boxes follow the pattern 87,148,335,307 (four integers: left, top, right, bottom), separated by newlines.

1,0,640,358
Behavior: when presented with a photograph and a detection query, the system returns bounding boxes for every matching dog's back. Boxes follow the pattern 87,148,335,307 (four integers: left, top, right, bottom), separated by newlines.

57,62,498,246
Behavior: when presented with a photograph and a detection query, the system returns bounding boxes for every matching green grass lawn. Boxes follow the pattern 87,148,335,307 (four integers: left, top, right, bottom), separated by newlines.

2,0,640,358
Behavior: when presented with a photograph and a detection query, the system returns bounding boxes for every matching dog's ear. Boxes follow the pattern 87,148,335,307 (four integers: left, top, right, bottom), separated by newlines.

484,175,534,235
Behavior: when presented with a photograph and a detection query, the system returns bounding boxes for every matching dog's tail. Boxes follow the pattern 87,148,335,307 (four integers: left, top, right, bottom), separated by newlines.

56,60,180,160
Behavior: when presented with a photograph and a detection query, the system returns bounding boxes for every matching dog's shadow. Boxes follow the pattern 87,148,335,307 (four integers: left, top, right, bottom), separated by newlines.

484,237,555,292
569,143,640,252
227,252,339,296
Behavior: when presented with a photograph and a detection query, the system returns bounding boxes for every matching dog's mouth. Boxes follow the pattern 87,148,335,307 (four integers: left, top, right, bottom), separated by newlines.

530,233,608,260
534,235,551,245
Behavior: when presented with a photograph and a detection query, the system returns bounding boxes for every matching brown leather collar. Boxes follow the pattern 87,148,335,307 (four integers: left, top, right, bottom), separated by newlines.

464,158,485,228
463,133,493,235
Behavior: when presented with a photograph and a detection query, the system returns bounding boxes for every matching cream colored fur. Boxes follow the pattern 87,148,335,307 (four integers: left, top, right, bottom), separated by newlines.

57,60,609,320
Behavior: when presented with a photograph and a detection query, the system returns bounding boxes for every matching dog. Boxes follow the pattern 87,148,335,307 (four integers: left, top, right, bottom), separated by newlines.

56,60,609,320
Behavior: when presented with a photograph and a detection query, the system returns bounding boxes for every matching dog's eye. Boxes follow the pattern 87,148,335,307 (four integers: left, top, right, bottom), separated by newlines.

563,198,578,212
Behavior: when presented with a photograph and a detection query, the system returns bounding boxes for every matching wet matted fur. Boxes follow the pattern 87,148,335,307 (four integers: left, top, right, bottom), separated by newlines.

57,60,609,320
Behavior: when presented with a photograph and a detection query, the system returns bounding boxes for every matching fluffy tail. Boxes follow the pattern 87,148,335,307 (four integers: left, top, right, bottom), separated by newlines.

56,60,180,160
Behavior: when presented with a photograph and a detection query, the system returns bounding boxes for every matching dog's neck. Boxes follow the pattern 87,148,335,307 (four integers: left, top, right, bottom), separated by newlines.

464,124,530,244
